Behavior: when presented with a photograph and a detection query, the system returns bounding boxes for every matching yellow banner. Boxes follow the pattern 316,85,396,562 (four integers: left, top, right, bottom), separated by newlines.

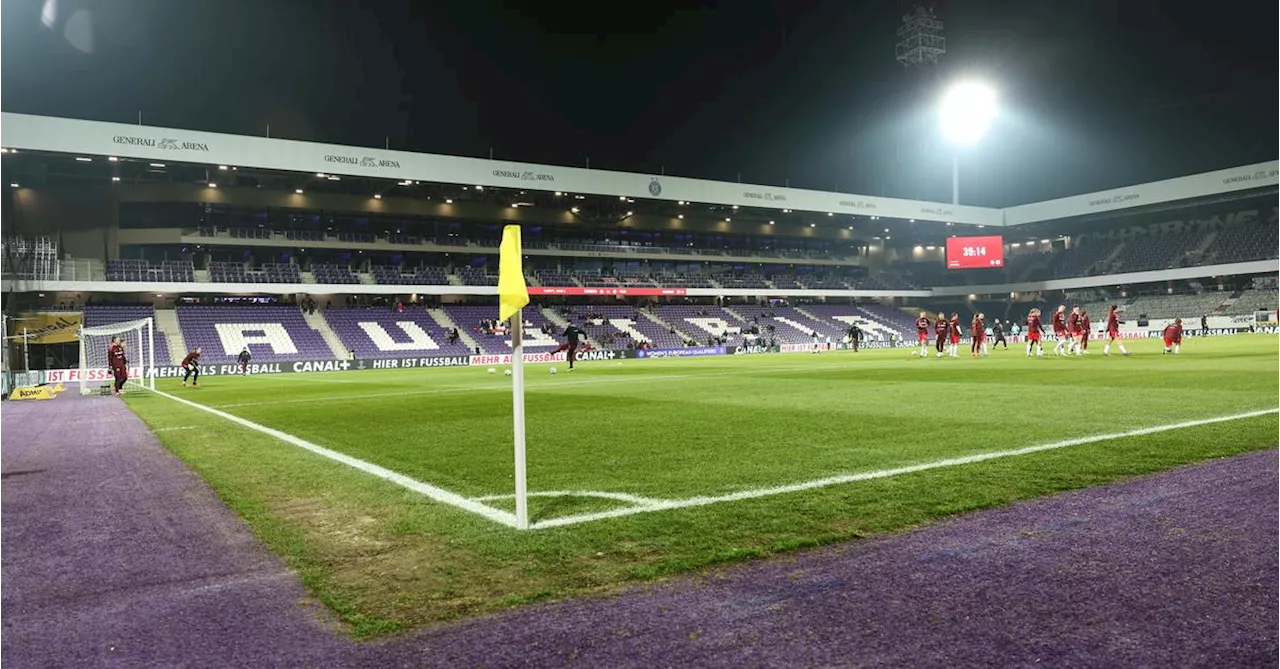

9,386,57,401
13,312,82,344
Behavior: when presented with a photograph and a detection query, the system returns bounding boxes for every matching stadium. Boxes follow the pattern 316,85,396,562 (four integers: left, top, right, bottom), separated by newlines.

2,3,1277,667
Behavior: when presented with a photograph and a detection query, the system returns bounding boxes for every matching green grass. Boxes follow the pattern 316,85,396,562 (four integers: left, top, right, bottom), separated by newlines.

124,335,1278,636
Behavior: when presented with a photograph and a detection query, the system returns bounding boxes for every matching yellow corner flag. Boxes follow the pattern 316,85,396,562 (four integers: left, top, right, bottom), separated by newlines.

498,225,529,322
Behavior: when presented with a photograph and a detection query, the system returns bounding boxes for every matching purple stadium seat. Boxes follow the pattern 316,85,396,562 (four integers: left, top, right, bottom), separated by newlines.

322,307,473,358
176,305,333,363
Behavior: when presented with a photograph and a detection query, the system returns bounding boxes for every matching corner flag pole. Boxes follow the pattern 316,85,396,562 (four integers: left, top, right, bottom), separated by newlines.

510,311,529,529
498,225,531,530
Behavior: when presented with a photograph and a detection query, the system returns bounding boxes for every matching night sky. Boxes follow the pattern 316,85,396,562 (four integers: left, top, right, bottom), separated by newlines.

3,0,1275,208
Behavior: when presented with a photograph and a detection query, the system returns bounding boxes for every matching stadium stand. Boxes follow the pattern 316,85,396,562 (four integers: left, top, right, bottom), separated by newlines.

732,306,819,345
714,273,771,290
175,305,333,362
311,264,360,284
1205,224,1280,264
796,304,895,342
856,303,919,335
322,307,473,358
205,261,302,283
534,270,576,287
458,267,499,286
556,305,649,349
654,273,716,288
577,271,660,288
370,265,450,285
563,305,687,349
1032,238,1116,280
655,305,749,346
769,274,804,291
443,305,560,353
1078,293,1223,321
1225,287,1279,315
106,259,196,282
1102,230,1208,274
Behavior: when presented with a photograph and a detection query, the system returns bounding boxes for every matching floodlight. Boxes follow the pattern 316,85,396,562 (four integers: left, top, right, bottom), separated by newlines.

939,81,996,146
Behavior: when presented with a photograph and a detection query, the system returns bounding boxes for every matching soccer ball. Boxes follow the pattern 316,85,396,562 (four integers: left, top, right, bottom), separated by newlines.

549,367,557,375
487,367,496,375
504,369,512,376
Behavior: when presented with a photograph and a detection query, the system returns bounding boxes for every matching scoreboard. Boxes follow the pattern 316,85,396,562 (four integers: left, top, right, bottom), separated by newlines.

945,236,1004,269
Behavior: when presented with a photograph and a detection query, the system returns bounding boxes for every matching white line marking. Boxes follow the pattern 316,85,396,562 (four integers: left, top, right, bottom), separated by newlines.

528,408,1280,530
148,389,518,528
153,426,198,432
471,490,665,506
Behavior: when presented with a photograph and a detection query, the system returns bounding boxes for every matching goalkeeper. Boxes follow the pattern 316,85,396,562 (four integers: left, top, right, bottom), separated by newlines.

237,347,252,374
181,347,202,387
108,336,128,395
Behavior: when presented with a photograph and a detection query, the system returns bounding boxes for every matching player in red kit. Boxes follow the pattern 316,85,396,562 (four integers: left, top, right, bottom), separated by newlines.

914,311,931,357
181,347,202,387
1066,306,1084,356
107,336,128,394
1025,309,1045,357
1051,305,1069,355
948,313,962,358
970,313,987,357
1103,304,1130,356
1080,310,1092,354
933,312,948,358
1162,318,1184,354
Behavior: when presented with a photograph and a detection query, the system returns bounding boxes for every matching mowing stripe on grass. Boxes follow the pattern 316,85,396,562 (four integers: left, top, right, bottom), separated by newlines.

255,374,362,384
149,389,519,528
211,376,696,409
527,408,1280,530
210,360,881,410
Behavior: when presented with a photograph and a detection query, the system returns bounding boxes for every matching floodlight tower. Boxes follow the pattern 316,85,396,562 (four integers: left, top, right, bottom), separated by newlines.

895,6,946,68
893,6,947,201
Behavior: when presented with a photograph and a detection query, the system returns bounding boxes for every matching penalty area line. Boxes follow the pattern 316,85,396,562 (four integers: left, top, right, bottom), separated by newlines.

530,408,1280,530
148,389,518,528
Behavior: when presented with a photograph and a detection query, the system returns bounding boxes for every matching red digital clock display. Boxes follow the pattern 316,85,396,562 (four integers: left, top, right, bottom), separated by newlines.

946,236,1005,269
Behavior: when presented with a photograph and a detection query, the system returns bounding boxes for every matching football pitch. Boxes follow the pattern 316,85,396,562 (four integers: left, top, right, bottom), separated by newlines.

124,335,1279,635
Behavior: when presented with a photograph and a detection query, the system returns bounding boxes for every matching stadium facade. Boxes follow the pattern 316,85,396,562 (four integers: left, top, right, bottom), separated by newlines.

2,113,1277,374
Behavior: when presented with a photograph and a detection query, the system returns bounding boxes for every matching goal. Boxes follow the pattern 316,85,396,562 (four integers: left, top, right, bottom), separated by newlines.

79,317,155,395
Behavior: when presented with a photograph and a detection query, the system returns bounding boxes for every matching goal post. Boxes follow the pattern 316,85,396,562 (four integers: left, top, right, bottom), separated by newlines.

79,317,155,395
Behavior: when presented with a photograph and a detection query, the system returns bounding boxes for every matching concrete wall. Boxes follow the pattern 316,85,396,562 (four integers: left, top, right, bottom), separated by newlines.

10,186,120,259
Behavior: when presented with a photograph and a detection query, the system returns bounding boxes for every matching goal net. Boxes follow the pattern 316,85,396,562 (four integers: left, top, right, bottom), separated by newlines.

79,317,155,395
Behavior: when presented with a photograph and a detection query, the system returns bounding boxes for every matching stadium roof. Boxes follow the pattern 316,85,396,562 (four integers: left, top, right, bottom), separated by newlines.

2,113,1275,228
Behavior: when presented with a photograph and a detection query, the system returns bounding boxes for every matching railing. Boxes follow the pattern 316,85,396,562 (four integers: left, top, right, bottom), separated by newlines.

183,227,859,262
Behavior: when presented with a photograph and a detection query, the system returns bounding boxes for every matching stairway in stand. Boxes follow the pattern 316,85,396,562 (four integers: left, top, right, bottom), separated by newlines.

154,309,187,363
639,310,694,344
541,307,601,348
303,310,351,359
429,309,482,354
